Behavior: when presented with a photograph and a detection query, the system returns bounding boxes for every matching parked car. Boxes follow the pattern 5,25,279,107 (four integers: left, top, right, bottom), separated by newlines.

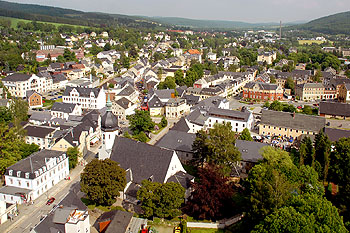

46,197,55,205
297,105,302,109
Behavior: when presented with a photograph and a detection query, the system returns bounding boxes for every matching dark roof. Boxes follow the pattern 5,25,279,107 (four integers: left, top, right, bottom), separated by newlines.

101,111,119,132
2,73,31,82
171,117,190,132
51,102,76,113
52,73,67,83
167,171,194,189
148,95,164,108
156,130,195,153
319,101,350,117
186,108,207,126
115,97,131,109
183,94,200,106
260,110,325,132
5,150,65,179
208,107,251,122
24,125,56,138
324,128,350,142
118,85,136,96
236,140,269,163
63,86,101,98
26,90,42,99
110,137,175,184
105,211,133,233
244,81,279,90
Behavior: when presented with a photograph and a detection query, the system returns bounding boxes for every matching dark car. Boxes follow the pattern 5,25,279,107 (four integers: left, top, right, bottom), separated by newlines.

46,197,55,205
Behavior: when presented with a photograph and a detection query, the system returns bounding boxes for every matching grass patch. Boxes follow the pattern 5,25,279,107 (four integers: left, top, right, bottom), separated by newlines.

189,228,226,233
298,40,324,45
81,197,126,212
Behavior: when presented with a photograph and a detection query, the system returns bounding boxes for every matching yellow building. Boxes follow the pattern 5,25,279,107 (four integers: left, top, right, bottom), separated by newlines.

259,110,326,139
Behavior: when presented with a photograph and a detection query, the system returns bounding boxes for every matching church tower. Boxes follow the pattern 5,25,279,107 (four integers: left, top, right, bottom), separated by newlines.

100,95,119,155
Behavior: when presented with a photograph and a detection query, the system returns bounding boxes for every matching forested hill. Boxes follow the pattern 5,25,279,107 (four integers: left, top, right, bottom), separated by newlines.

294,11,350,35
0,0,158,28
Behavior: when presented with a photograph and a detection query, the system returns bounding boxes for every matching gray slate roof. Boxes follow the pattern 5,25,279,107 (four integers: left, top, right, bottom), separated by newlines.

105,211,133,233
24,125,56,138
208,107,251,122
156,130,196,153
260,109,325,132
51,102,76,113
236,139,269,163
110,137,175,184
2,73,31,82
319,101,350,117
5,150,65,179
63,86,101,97
324,128,350,142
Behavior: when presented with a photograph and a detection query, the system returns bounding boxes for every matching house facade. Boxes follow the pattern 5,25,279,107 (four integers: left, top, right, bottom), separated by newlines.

62,86,106,110
243,82,283,101
338,83,350,103
2,73,52,98
0,150,69,204
295,83,325,101
259,110,326,139
26,91,43,109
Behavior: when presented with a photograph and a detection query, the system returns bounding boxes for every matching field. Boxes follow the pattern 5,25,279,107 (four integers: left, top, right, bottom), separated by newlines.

0,16,87,29
298,40,325,45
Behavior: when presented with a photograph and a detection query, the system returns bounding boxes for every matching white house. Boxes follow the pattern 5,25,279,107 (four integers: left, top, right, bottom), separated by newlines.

0,150,69,204
108,137,193,201
2,73,52,98
62,86,106,110
51,102,82,120
24,125,57,150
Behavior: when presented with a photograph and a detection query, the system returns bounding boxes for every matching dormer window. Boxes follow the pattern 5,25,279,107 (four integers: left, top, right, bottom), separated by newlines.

9,170,13,176
39,168,43,174
17,171,21,177
25,173,30,179
43,167,47,172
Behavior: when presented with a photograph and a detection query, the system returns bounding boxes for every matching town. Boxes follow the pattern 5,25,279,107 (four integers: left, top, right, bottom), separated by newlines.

0,1,350,233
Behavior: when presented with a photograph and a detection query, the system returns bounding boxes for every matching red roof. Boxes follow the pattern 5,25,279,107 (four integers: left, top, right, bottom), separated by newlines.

186,49,201,55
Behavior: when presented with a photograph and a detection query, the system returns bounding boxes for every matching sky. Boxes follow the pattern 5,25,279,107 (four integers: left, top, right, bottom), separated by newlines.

5,0,350,23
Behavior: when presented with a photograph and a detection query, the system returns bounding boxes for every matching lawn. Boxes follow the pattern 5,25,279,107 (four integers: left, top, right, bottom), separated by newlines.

189,228,226,233
298,40,325,45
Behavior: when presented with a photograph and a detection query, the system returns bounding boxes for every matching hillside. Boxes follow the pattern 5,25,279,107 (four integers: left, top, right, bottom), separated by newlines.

295,11,350,34
0,0,158,28
148,16,281,29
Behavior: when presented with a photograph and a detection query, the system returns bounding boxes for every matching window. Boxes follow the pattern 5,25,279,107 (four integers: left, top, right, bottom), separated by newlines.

25,173,29,179
9,170,13,176
17,171,21,177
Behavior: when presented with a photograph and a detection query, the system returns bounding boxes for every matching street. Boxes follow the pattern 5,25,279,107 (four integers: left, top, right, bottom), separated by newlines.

0,150,97,233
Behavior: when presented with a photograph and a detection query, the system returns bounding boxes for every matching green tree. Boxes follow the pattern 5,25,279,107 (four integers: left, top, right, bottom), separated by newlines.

253,194,347,233
160,116,168,128
127,110,155,135
10,98,29,123
239,128,253,141
192,130,210,167
137,180,185,219
134,131,148,142
19,143,39,159
66,147,80,170
174,70,185,86
80,159,126,206
284,77,295,95
0,125,25,175
206,123,241,170
314,130,331,182
158,76,176,90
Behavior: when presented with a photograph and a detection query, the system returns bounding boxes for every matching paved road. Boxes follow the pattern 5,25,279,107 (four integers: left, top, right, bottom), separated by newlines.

0,150,97,233
148,118,179,145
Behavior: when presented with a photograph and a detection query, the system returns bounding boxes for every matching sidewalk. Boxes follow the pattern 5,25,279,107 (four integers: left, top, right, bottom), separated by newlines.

0,154,89,233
